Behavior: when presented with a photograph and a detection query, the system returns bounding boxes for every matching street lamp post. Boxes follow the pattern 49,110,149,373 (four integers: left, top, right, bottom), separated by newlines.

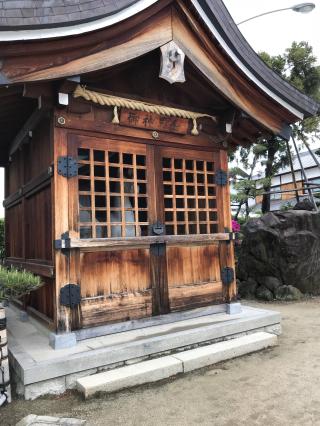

237,3,315,25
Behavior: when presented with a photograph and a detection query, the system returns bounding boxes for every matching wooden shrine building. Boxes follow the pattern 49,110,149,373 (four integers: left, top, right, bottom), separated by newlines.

0,0,318,347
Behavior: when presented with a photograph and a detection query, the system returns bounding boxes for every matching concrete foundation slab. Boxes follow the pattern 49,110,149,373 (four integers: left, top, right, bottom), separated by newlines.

6,304,281,400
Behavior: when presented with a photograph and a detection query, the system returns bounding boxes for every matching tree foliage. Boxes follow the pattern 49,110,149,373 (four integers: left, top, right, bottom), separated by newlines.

0,267,43,302
246,42,320,214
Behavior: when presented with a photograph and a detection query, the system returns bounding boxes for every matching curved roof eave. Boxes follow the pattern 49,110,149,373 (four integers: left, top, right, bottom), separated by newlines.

0,0,318,120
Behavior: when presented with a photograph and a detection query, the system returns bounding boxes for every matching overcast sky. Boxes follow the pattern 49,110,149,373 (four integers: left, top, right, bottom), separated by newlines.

224,0,320,62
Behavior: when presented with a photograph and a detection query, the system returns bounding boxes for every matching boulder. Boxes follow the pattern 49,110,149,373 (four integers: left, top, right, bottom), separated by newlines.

256,286,274,301
259,276,282,292
293,198,314,211
237,210,320,295
275,285,303,301
238,277,258,299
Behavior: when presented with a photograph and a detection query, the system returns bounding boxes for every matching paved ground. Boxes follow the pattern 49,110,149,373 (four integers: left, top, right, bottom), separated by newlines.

3,299,320,426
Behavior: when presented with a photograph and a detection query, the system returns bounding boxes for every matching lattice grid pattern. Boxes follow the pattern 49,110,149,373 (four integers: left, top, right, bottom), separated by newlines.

78,148,148,238
162,157,217,235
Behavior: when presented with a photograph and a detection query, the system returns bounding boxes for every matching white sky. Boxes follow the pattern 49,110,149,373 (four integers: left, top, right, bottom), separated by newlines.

224,0,320,63
0,1,319,218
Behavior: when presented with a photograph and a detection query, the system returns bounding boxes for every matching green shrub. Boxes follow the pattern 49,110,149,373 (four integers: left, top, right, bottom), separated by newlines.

0,267,43,302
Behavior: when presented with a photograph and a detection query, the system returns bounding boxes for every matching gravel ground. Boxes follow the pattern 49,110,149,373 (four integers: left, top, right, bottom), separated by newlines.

2,299,320,426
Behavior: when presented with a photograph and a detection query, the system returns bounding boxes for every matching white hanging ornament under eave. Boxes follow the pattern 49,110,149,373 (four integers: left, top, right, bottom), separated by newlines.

159,41,186,84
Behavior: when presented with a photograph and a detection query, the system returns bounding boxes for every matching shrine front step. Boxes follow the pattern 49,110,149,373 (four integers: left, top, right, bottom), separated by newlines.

77,332,277,398
8,305,281,400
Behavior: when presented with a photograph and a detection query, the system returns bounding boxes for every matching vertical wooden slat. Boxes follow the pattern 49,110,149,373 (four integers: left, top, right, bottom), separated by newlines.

120,152,125,237
105,148,111,238
193,159,200,234
204,160,210,234
133,154,140,236
183,159,189,235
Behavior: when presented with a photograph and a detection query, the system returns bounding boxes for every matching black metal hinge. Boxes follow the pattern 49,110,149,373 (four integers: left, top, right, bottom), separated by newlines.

57,156,78,178
55,231,71,250
60,284,81,308
216,169,228,186
221,267,235,286
150,222,166,236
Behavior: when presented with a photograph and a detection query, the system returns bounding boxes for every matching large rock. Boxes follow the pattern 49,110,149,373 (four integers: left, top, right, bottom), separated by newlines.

237,210,320,295
275,285,303,301
238,277,258,299
256,286,274,301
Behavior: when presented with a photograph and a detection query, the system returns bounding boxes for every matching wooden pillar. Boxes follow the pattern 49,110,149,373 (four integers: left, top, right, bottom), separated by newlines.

215,149,237,303
147,145,169,315
53,125,73,333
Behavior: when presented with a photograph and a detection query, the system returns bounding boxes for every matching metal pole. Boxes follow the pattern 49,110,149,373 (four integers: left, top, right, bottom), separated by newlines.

301,138,320,169
291,134,318,210
285,140,300,203
237,6,296,25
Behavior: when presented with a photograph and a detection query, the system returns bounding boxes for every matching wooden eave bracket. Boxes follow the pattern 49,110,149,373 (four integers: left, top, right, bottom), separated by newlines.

9,103,51,158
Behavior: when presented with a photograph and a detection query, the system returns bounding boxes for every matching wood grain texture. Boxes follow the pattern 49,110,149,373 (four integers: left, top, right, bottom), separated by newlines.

215,149,237,303
2,9,172,83
53,126,73,332
80,291,152,328
79,249,151,326
79,250,150,298
120,109,189,134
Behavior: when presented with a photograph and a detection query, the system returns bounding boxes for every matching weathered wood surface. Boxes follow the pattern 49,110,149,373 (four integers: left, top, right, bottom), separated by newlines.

65,234,231,249
167,245,222,310
53,126,74,332
215,149,237,303
55,114,220,151
79,249,151,327
0,5,173,83
120,108,189,134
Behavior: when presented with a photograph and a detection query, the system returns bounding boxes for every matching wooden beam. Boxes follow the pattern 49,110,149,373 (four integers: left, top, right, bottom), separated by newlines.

55,114,220,150
9,107,47,157
56,233,232,250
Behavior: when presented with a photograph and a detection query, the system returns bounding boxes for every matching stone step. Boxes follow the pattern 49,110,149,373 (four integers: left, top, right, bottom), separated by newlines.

77,331,277,398
77,355,183,398
173,331,277,372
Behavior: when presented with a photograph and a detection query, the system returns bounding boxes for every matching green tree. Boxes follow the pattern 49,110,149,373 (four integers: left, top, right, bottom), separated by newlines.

231,144,269,219
258,42,320,213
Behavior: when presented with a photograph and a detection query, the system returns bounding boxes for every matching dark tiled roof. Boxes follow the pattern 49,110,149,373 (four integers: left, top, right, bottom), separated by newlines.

0,0,136,28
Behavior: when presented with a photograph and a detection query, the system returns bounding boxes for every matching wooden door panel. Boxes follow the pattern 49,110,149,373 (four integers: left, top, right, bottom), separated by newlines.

167,245,223,311
160,147,223,311
79,249,151,327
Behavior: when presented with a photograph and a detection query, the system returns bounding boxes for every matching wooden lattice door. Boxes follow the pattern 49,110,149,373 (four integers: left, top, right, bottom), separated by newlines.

67,135,224,326
159,147,223,311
